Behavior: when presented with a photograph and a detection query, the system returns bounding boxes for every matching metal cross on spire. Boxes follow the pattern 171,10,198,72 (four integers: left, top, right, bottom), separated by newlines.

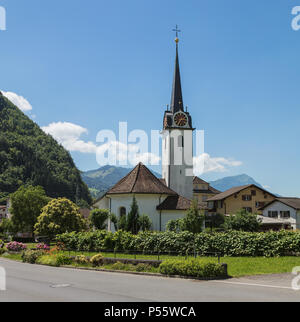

172,25,181,38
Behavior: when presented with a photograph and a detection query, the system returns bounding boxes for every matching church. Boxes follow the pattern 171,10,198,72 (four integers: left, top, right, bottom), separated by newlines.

95,33,218,231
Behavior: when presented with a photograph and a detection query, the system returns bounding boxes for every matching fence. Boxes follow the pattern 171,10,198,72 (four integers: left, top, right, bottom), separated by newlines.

62,247,222,264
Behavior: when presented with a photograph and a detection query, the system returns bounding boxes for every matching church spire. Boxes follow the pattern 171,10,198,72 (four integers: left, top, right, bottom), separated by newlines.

170,25,184,114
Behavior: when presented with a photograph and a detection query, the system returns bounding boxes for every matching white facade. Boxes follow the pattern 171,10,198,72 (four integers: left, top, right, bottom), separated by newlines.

162,129,193,199
95,194,188,232
262,201,300,230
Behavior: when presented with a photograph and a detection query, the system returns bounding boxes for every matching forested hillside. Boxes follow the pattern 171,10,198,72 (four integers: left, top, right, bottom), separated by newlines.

0,91,91,205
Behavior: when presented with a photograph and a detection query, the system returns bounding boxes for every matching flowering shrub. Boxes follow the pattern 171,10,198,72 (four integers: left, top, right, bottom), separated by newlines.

49,246,60,255
90,254,104,267
36,243,50,251
74,255,89,265
22,250,45,264
6,241,27,252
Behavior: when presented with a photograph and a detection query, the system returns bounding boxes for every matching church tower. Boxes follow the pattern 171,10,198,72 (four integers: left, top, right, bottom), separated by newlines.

162,28,194,199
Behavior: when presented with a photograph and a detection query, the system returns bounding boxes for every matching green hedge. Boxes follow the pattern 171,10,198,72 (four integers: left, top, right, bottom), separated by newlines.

56,230,300,257
159,259,227,278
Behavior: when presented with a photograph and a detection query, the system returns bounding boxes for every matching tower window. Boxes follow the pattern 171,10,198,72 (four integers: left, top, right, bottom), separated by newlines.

178,135,184,147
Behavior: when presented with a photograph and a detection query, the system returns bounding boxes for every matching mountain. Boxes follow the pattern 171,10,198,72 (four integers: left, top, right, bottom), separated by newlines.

82,165,266,199
0,91,91,204
209,174,263,192
82,165,161,198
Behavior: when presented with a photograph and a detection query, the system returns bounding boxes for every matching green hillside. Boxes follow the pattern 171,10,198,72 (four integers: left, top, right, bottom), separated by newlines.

0,91,91,204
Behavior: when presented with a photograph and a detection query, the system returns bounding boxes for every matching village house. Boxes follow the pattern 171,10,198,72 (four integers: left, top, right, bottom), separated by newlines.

259,198,300,230
206,184,276,216
193,177,220,202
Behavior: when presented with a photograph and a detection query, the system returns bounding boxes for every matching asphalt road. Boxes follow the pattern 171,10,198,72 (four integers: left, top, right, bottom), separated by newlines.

0,258,300,302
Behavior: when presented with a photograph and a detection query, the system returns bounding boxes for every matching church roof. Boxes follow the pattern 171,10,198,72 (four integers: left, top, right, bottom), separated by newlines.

170,42,184,114
157,195,207,211
106,163,177,195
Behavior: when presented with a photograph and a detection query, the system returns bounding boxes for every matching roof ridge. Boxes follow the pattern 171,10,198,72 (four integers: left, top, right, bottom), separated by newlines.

130,163,142,193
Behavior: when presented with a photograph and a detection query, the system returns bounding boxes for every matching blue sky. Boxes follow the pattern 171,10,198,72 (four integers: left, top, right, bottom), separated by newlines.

1,0,300,197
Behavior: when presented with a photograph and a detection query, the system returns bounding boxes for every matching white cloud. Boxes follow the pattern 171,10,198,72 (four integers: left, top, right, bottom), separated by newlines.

96,140,160,167
2,91,33,112
194,153,242,176
42,122,97,154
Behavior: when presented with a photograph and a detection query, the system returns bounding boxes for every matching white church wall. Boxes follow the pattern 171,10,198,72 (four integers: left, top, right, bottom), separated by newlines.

95,197,109,210
160,210,188,231
105,194,171,232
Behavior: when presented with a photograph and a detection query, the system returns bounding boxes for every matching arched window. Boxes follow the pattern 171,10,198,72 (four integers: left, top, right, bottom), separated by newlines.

120,207,126,217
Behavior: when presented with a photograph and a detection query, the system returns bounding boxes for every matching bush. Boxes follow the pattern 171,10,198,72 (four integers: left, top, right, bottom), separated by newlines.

36,255,60,267
135,263,150,272
36,243,50,251
90,254,104,267
74,255,89,265
111,261,127,270
56,230,300,257
224,209,261,232
159,259,227,278
0,248,7,255
56,254,72,266
6,241,27,252
21,250,45,264
89,209,109,230
34,198,86,239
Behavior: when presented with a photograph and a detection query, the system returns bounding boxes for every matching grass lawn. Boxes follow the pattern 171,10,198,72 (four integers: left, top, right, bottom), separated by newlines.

206,257,300,277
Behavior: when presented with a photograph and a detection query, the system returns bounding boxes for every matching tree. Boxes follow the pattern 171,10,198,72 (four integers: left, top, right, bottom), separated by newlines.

34,198,86,239
139,214,152,231
118,214,127,231
10,185,50,236
223,209,262,232
205,213,225,232
166,200,204,234
126,196,140,234
89,209,109,230
110,213,118,231
0,218,18,236
184,199,205,233
166,218,185,232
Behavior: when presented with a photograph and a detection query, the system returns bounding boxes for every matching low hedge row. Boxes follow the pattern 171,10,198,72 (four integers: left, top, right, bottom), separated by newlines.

56,230,300,257
159,259,227,278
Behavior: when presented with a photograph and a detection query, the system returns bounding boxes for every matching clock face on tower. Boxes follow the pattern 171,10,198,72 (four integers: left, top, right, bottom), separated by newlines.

174,112,188,127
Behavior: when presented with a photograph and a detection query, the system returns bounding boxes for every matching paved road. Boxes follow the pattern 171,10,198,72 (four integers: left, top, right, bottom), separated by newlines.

0,258,300,302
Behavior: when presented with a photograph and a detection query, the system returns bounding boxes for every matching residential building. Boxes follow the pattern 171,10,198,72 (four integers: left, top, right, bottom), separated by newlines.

207,184,276,215
193,177,220,202
259,198,300,230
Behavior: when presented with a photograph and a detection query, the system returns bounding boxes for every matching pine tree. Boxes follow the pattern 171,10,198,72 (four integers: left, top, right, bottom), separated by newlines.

126,196,140,234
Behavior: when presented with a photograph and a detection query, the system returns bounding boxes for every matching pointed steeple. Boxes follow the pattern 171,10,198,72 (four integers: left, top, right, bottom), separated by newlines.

170,37,184,114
